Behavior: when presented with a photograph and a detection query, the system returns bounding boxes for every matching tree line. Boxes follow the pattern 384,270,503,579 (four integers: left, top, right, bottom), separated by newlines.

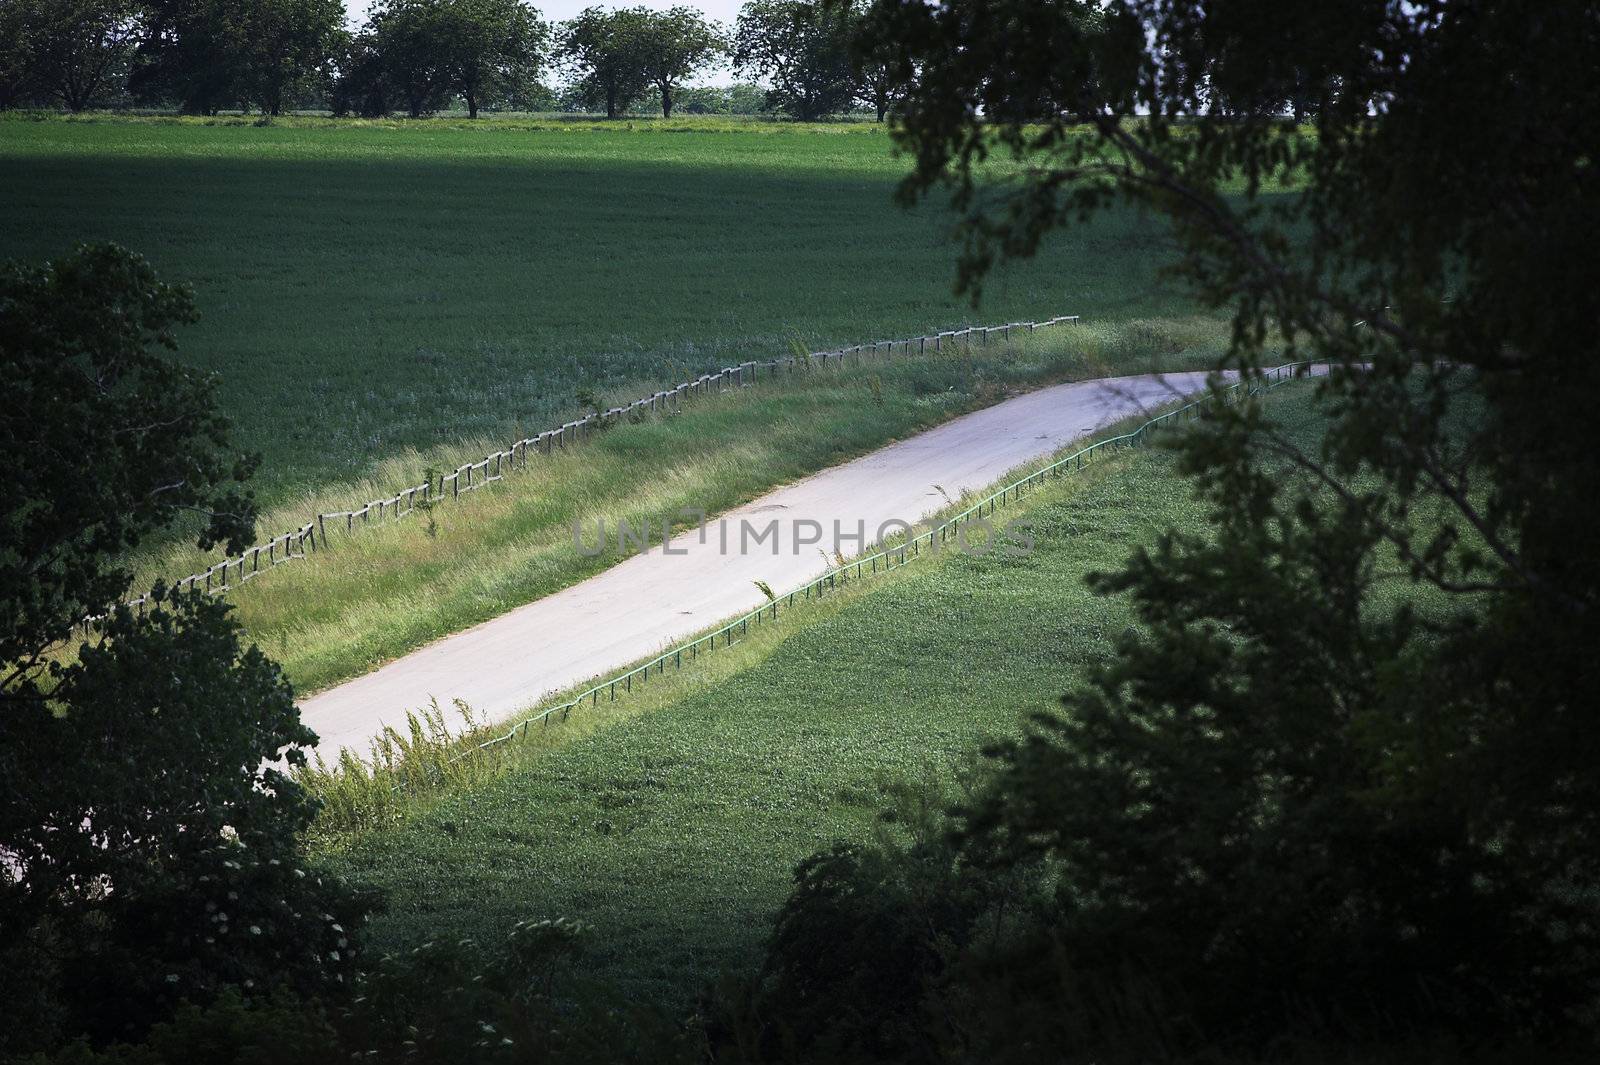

0,0,898,120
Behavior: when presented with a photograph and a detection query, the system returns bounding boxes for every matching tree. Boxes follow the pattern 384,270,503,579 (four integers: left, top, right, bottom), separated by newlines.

0,0,43,108
130,0,342,115
439,0,549,119
733,0,853,121
30,0,141,112
558,5,650,119
130,0,245,113
846,0,895,123
234,0,345,116
771,0,1600,1050
633,5,722,118
331,29,394,117
367,0,453,117
0,245,362,1055
362,0,548,119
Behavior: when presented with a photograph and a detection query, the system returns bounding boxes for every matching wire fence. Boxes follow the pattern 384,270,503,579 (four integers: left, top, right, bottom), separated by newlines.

106,314,1084,626
438,361,1312,772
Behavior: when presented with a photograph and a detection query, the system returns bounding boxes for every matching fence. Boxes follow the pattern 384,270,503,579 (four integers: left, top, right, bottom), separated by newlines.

438,361,1312,772
110,314,1084,624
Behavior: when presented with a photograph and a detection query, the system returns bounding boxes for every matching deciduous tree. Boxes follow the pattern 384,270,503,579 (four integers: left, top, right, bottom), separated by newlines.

558,4,649,118
0,0,43,108
733,0,853,121
754,0,1600,1052
633,5,722,118
0,244,362,1055
30,0,141,112
128,0,242,113
440,0,549,118
234,0,345,116
367,0,453,117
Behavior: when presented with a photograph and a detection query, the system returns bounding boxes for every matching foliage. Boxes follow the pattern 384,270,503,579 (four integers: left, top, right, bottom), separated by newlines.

330,30,394,117
0,243,255,665
364,0,455,118
231,0,346,117
335,918,705,1063
26,0,141,112
846,0,1600,1049
12,989,342,1065
557,5,651,118
667,80,767,115
129,0,344,114
630,5,726,116
356,0,548,119
127,0,234,113
741,783,1051,1063
439,0,549,118
0,244,363,1056
0,0,42,108
559,5,723,120
632,5,724,118
0,592,369,1055
18,924,700,1065
733,0,853,121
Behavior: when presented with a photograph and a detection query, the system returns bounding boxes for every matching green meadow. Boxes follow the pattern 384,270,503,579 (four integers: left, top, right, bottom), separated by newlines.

316,389,1333,1009
0,114,1184,506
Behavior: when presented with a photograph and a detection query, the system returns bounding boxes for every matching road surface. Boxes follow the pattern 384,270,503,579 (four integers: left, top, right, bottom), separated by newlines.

299,371,1223,755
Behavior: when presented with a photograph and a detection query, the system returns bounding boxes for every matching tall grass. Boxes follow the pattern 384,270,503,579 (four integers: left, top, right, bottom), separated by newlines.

297,567,882,848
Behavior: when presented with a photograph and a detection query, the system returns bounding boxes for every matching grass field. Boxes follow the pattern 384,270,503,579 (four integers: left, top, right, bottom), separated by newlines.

131,316,1233,694
314,391,1335,1009
0,113,1187,505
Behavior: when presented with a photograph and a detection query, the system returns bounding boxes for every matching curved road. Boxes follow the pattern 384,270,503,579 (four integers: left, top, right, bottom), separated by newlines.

300,371,1223,756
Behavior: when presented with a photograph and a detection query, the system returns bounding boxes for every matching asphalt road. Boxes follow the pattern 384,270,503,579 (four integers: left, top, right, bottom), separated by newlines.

299,371,1223,756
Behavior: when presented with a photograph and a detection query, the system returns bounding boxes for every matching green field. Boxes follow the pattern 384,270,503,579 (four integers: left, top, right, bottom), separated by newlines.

134,317,1230,694
0,114,1183,506
315,390,1327,1008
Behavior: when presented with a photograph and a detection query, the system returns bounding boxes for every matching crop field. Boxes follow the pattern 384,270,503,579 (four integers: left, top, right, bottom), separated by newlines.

0,114,1189,506
315,389,1335,1008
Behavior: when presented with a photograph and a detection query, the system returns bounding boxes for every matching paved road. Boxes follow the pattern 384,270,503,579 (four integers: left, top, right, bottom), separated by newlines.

299,371,1223,756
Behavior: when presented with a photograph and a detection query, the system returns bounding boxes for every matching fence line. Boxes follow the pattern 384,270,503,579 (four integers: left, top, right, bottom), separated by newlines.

104,314,1083,627
433,362,1311,774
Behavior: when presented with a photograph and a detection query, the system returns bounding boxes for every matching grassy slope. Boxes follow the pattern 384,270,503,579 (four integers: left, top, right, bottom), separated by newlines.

142,319,1231,694
320,392,1333,1008
0,114,1184,505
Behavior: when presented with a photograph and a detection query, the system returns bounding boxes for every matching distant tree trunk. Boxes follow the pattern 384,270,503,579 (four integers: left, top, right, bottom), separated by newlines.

605,82,617,118
59,67,91,111
660,81,672,118
465,89,478,118
409,94,423,118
